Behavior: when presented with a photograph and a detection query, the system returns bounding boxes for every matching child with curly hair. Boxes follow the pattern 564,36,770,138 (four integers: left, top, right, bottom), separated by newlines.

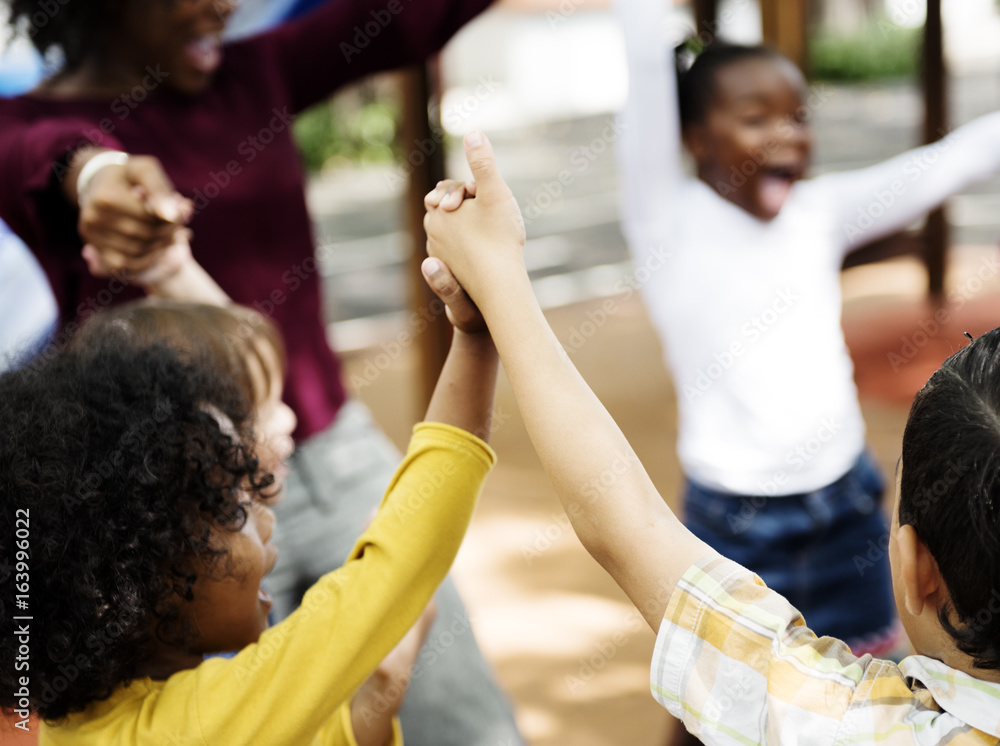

0,248,499,745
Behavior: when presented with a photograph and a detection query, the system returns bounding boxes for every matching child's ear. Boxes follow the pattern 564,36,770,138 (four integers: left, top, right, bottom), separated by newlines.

897,524,945,617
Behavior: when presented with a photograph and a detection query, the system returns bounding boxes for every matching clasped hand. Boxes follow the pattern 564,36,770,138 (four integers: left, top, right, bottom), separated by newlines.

421,132,526,308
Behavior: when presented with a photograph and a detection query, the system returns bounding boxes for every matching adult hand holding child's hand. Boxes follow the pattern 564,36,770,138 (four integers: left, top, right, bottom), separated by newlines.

423,131,526,302
71,148,193,278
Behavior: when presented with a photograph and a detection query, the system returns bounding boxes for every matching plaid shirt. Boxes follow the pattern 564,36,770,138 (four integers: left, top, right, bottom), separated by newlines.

651,557,1000,744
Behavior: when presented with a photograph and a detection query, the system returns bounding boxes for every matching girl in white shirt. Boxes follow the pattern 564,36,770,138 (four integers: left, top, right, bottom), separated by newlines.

617,0,1000,665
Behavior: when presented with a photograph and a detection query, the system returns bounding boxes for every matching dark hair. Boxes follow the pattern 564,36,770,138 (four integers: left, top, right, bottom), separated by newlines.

900,327,1000,670
7,0,115,72
0,330,272,721
676,41,784,130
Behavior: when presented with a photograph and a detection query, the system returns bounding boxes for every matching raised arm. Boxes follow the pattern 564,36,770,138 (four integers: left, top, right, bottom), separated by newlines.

823,110,1000,253
255,0,494,114
421,255,499,439
425,134,717,631
615,0,685,257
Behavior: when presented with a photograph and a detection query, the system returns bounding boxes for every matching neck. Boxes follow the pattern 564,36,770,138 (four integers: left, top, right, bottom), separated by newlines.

929,646,1000,684
38,55,149,98
911,617,1000,684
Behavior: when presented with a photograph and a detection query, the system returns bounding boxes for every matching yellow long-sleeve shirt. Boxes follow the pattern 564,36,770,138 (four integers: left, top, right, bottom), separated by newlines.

41,423,495,746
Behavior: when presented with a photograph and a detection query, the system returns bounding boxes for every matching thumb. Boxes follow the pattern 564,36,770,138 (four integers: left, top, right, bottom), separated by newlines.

463,131,506,199
125,155,184,223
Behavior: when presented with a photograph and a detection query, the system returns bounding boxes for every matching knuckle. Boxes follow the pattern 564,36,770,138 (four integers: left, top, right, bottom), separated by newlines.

467,156,489,173
129,154,156,170
90,194,116,211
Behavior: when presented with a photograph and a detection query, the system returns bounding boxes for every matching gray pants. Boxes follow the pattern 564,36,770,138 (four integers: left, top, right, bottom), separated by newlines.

268,400,524,746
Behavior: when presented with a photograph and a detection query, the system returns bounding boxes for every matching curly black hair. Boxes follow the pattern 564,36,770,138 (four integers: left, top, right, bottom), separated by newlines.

7,0,118,72
0,328,272,721
901,326,1000,671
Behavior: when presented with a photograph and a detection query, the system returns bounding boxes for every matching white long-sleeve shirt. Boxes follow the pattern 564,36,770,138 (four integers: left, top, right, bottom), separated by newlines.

616,0,1000,495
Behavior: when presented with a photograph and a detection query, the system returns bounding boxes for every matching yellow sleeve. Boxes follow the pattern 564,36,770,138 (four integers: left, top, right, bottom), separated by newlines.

79,423,493,746
313,702,403,746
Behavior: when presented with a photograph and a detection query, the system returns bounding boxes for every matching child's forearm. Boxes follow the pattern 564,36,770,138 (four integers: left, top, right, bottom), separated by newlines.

143,255,231,306
477,265,716,629
424,331,499,442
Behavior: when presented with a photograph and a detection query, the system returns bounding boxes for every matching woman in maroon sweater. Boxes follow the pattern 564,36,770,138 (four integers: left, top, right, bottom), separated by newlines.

0,1,523,743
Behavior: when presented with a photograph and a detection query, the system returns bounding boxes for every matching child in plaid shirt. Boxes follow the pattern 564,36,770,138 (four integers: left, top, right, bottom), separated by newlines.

422,131,1000,744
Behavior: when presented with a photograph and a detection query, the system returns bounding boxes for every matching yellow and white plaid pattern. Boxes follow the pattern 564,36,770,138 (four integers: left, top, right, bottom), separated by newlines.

651,557,1000,745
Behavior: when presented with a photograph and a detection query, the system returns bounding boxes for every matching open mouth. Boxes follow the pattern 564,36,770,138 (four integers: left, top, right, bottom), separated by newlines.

185,35,222,75
757,165,802,217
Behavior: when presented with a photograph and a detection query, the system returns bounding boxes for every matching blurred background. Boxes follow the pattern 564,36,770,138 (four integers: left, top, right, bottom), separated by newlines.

4,0,1000,743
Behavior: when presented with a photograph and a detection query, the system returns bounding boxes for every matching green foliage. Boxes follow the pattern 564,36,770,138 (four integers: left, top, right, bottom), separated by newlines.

293,93,400,172
809,18,921,82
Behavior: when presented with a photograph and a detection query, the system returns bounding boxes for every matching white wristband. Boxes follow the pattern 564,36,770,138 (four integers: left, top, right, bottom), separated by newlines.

76,151,130,200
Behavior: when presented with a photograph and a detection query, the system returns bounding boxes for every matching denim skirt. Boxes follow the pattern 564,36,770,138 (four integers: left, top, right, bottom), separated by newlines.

683,451,898,651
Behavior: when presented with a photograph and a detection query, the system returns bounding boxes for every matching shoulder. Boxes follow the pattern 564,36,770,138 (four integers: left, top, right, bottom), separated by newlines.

39,680,161,742
652,557,868,740
0,94,42,120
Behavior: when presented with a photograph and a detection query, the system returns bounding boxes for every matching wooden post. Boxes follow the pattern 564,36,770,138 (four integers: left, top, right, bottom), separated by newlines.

759,0,809,69
400,64,452,413
693,0,718,36
922,0,947,299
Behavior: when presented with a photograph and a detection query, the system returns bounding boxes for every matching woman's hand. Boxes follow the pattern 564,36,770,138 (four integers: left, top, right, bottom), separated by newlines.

68,149,193,278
